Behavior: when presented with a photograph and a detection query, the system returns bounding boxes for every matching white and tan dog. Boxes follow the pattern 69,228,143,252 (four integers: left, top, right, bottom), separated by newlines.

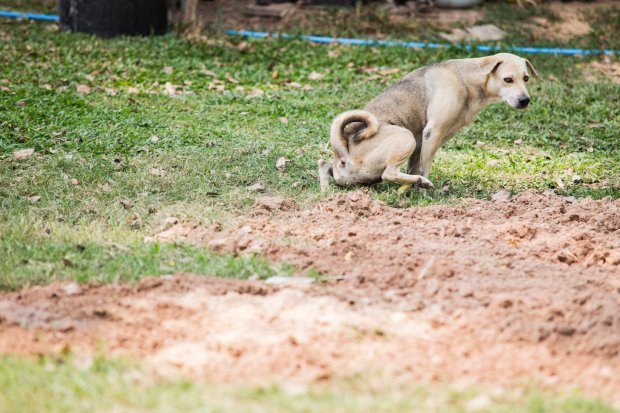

318,53,539,191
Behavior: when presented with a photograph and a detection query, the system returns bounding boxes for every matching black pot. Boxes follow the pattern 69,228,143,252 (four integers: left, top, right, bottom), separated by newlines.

59,0,168,38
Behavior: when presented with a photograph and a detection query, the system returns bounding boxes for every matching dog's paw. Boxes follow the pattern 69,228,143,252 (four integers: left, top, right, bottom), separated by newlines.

418,177,434,189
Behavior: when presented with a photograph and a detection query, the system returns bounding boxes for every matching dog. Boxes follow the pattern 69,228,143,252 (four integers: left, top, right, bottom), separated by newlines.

318,53,539,192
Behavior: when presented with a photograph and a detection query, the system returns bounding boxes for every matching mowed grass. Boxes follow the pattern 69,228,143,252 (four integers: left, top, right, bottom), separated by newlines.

0,14,619,290
0,356,617,413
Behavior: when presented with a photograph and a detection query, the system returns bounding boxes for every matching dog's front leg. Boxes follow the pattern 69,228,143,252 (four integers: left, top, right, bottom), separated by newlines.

419,125,444,178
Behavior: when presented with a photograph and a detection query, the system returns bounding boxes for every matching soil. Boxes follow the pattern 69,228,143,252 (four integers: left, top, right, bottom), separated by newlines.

583,59,620,85
1,190,619,403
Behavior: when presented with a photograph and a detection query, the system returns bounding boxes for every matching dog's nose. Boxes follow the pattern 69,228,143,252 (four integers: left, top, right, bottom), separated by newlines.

518,96,530,108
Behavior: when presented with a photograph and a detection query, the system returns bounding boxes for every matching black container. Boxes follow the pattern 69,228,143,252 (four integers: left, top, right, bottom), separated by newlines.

59,0,168,38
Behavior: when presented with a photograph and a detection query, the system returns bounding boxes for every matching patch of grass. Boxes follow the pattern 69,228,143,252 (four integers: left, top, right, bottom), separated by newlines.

0,356,617,413
0,18,618,289
0,0,56,14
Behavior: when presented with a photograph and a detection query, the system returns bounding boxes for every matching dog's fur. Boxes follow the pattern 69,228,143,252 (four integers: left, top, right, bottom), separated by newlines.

318,53,539,191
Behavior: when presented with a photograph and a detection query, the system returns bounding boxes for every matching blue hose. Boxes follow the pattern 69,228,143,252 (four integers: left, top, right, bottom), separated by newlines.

1,9,617,56
226,30,618,56
0,10,58,22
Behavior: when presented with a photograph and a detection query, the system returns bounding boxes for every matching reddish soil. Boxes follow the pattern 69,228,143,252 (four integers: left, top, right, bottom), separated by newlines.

1,191,619,402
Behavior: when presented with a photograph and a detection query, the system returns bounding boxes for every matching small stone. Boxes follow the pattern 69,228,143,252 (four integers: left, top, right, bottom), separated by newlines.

253,196,299,212
264,276,315,286
150,135,160,143
248,182,266,192
12,148,34,159
26,195,41,203
62,282,81,295
276,157,290,172
491,190,510,202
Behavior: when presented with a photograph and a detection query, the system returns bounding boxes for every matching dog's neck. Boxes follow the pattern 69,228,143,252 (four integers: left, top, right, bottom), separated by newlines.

462,70,502,117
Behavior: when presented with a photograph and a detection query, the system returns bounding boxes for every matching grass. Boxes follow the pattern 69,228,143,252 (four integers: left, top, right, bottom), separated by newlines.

1,14,619,289
0,356,617,413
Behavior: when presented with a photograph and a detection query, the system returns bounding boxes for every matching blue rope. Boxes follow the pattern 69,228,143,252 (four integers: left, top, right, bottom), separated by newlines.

1,9,616,56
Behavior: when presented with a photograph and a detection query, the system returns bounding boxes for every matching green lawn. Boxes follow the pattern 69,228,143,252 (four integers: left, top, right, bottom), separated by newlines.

0,17,618,290
0,356,617,413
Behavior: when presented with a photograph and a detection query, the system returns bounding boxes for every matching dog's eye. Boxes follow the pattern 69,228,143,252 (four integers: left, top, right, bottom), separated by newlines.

504,78,513,83
524,76,529,82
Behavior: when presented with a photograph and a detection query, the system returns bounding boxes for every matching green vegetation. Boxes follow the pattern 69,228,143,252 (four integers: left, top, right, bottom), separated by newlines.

0,356,617,413
0,8,618,290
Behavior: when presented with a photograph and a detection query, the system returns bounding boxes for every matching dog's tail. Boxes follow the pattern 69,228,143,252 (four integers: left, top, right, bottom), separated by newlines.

329,110,379,161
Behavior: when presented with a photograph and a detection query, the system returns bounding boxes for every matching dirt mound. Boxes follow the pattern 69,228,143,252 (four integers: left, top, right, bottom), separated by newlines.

1,191,620,401
583,60,620,85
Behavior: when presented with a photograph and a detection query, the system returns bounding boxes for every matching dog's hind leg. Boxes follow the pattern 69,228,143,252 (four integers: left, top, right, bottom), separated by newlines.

379,129,433,189
318,159,333,192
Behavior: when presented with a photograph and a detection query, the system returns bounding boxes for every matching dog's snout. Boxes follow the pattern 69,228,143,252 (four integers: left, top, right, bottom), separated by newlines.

518,96,530,108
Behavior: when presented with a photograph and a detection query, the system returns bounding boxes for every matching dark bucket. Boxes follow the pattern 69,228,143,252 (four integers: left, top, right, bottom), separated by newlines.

59,0,168,38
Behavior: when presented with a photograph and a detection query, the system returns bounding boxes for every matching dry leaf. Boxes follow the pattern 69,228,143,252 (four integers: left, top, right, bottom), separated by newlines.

15,100,27,107
164,82,177,96
514,139,523,145
163,66,174,74
288,82,302,89
150,168,166,177
247,88,264,98
202,69,217,77
0,86,9,91
556,177,565,189
271,70,279,79
42,83,52,90
276,157,290,172
127,86,139,94
120,199,133,209
150,135,160,143
308,71,324,81
126,213,142,229
226,75,239,84
475,141,485,146
379,68,400,76
12,148,34,160
279,117,289,124
100,183,112,192
76,84,91,93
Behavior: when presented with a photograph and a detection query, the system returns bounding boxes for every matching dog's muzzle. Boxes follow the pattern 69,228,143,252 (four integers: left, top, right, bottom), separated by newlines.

517,96,531,109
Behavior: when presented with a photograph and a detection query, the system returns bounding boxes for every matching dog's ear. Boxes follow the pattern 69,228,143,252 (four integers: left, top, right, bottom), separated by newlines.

479,56,503,76
525,59,540,78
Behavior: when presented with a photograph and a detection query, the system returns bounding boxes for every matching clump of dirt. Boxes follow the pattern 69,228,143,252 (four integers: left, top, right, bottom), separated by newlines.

583,59,620,85
1,191,619,402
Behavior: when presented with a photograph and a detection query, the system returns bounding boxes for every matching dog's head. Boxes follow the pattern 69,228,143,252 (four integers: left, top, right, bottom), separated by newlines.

479,53,539,109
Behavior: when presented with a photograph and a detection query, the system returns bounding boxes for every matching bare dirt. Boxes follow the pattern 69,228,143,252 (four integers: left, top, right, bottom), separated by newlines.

1,190,619,402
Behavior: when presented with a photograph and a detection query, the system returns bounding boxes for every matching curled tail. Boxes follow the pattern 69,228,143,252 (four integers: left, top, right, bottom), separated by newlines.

329,110,379,161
